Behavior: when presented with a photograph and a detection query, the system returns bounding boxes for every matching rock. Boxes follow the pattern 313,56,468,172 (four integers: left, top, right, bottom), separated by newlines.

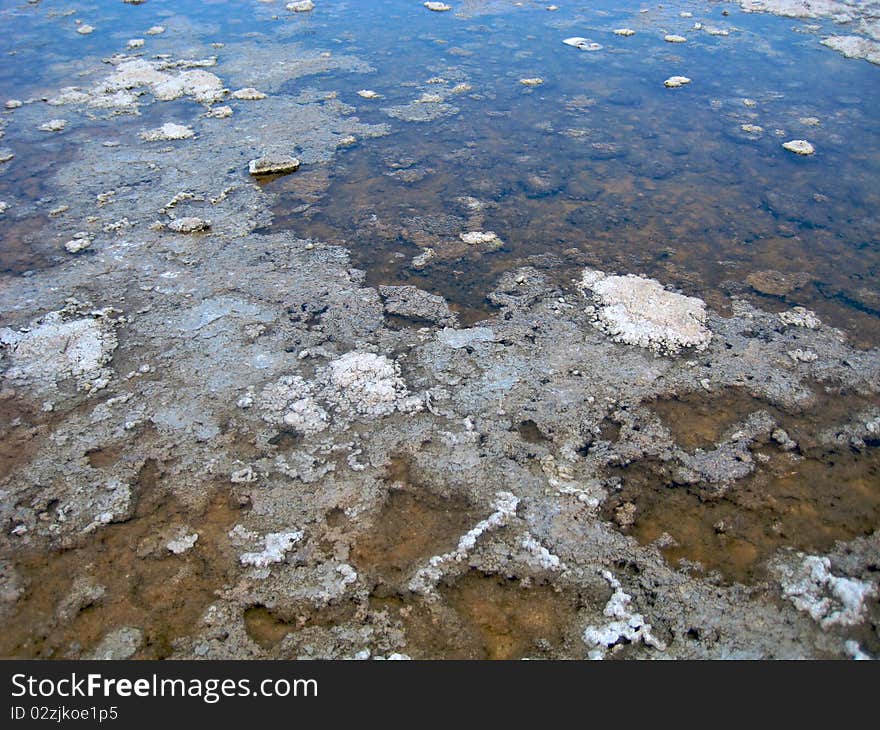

206,105,233,118
613,28,636,36
563,37,603,51
740,123,764,134
88,627,144,660
357,89,380,99
287,0,315,10
5,99,23,109
139,122,195,141
168,216,211,233
76,25,95,35
379,285,458,326
248,155,301,176
578,268,712,355
664,34,687,43
783,139,815,155
127,39,145,50
56,578,105,622
64,232,92,253
232,88,267,100
664,76,691,88
746,270,810,296
424,2,451,10
779,306,821,329
146,26,165,35
39,119,67,132
520,78,544,86
460,231,503,249
0,149,13,163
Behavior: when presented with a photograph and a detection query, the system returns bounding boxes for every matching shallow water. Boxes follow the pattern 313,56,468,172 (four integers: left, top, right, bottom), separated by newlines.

1,0,879,656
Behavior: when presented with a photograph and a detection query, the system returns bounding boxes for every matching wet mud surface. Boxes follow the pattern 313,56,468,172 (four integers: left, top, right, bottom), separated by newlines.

1,0,879,659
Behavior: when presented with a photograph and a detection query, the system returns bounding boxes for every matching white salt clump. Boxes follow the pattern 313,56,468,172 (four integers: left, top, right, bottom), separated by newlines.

578,268,712,355
259,375,329,434
76,25,95,35
775,553,876,628
0,201,8,214
583,570,666,660
0,309,117,392
139,122,194,141
613,28,636,36
519,78,544,86
783,139,815,155
325,352,413,417
287,0,315,10
424,1,452,10
127,39,145,49
357,89,380,99
232,88,267,100
664,34,687,43
410,492,520,594
844,640,871,660
239,531,304,568
821,36,880,65
779,306,821,329
167,533,199,555
741,123,764,133
146,26,165,35
168,216,210,233
521,535,563,571
460,230,503,249
39,119,67,132
5,99,23,109
664,76,691,88
563,37,603,50
206,106,232,118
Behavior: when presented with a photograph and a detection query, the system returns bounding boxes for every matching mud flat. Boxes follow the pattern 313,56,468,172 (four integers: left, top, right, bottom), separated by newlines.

0,0,878,661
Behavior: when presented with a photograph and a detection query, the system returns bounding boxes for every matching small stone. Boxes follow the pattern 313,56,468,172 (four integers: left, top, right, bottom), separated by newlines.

248,155,301,176
664,76,691,88
460,231,503,249
64,233,92,253
168,217,211,233
232,88,267,100
783,139,815,155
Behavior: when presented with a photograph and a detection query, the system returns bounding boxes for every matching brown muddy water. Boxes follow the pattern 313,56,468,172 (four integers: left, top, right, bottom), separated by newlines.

1,0,879,657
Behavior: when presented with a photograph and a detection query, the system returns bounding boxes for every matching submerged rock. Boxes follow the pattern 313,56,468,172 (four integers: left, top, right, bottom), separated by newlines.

783,139,815,155
140,122,195,141
379,285,458,326
746,270,810,296
39,119,67,132
460,230,503,250
578,268,712,355
248,155,301,176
